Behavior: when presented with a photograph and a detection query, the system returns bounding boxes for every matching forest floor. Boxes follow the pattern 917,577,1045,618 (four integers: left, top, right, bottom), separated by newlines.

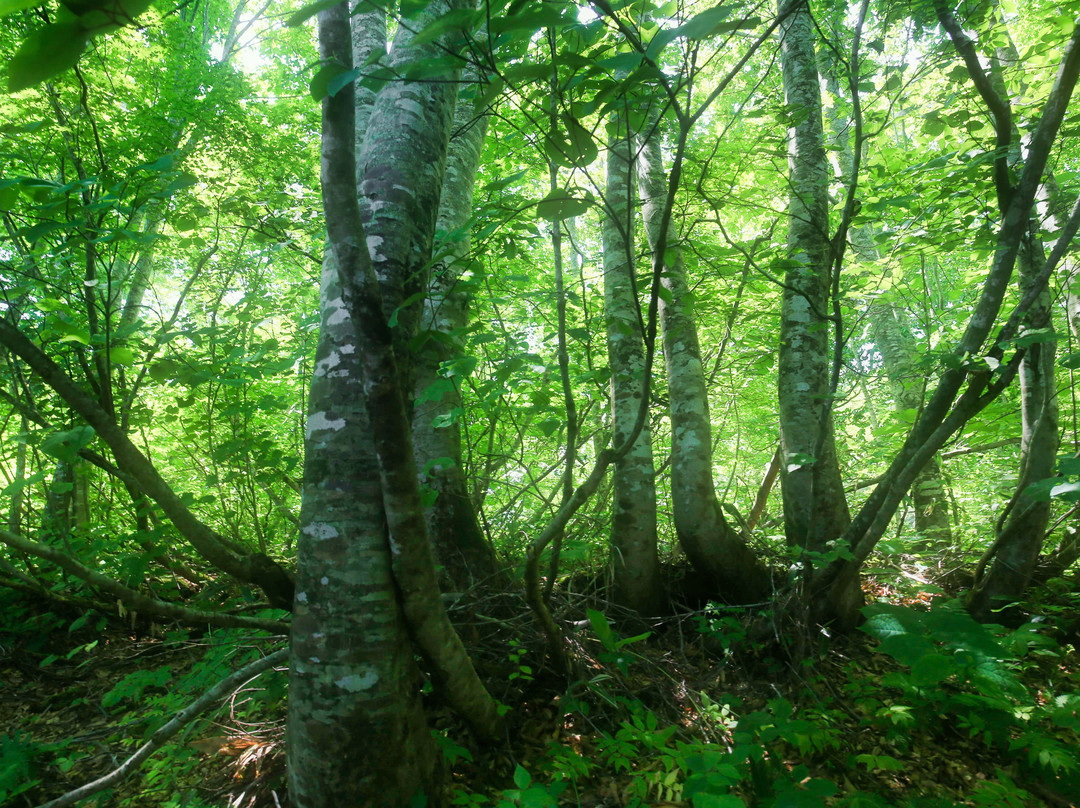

2,569,1079,808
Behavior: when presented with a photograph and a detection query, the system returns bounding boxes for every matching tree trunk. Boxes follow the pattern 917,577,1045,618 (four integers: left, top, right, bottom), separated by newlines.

636,126,771,604
776,0,851,554
602,101,662,614
292,4,502,803
812,6,1080,627
412,70,502,590
869,300,954,550
290,8,439,806
967,23,1061,622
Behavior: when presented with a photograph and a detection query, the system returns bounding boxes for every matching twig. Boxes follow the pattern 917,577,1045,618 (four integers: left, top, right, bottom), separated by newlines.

34,648,288,808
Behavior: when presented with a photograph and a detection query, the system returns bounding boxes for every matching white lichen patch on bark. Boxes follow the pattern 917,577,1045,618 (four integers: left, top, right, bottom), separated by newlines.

306,411,347,438
301,522,341,541
335,669,380,692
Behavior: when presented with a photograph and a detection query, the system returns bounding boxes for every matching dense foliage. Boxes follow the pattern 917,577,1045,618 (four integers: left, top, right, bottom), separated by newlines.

1,0,1079,805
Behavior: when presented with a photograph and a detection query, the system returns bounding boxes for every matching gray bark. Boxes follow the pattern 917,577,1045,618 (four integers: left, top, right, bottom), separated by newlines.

602,104,661,614
412,70,501,589
968,23,1061,622
812,8,1080,627
290,8,438,806
292,4,501,804
776,0,850,553
636,126,771,604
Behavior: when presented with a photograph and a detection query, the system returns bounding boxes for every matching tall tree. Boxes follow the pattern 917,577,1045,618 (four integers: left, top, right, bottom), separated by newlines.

775,0,851,577
290,3,500,804
601,97,661,614
822,63,955,552
968,13,1061,621
636,121,771,604
412,67,502,589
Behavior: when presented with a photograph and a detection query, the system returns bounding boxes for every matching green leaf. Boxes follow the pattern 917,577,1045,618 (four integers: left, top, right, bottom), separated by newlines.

8,22,89,92
512,764,531,789
672,5,758,40
0,0,42,16
41,426,96,463
309,63,350,101
536,188,594,220
1058,351,1080,369
285,0,341,27
587,608,618,651
1050,480,1080,500
409,7,479,46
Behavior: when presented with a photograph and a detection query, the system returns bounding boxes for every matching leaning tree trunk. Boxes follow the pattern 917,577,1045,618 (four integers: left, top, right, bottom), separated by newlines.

810,5,1080,628
869,303,954,549
776,0,851,558
636,126,771,604
601,100,662,614
411,69,502,590
967,22,1060,623
822,60,954,553
967,232,1058,623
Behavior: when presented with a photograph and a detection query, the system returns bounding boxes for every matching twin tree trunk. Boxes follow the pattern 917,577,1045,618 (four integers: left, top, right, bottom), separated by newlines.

290,3,500,805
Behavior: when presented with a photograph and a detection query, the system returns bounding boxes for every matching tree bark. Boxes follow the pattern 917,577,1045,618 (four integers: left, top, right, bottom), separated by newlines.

289,7,441,806
412,69,502,589
967,20,1061,622
636,125,771,604
813,9,1080,626
292,5,502,803
602,99,662,614
776,0,850,561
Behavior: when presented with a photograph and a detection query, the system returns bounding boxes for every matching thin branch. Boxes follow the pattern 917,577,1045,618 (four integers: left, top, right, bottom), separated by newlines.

35,648,288,808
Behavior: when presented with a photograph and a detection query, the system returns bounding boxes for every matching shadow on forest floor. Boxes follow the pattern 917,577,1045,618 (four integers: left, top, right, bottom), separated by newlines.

3,569,1080,808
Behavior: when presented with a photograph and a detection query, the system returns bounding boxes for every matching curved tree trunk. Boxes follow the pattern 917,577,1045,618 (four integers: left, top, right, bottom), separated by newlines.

601,102,661,614
636,126,771,604
968,22,1060,622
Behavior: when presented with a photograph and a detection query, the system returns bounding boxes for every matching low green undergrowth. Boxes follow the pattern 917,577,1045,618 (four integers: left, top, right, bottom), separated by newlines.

450,598,1080,808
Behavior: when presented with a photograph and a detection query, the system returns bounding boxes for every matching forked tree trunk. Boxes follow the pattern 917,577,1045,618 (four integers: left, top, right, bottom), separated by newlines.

968,22,1060,622
601,102,662,614
636,127,771,604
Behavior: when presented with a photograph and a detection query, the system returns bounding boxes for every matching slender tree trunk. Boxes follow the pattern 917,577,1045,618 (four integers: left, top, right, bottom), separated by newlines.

868,302,954,549
602,102,661,614
636,126,771,604
967,23,1061,622
812,8,1080,627
777,0,850,560
412,71,502,589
